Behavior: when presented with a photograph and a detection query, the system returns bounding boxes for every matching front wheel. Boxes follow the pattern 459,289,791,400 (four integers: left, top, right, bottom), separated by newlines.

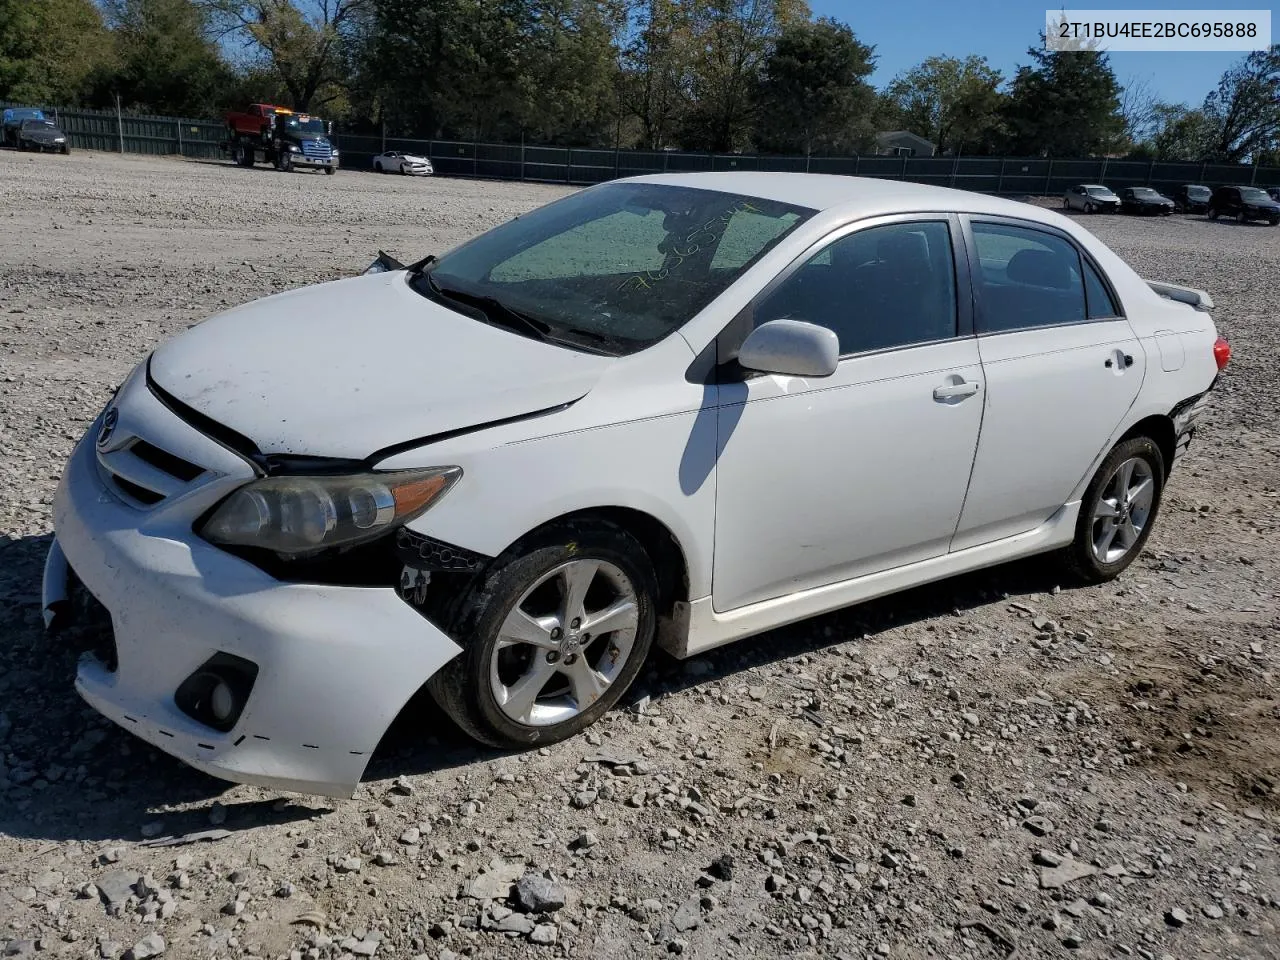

1084,202,1095,214
1237,210,1248,224
324,166,335,175
428,522,657,748
1062,437,1165,585
1208,207,1219,220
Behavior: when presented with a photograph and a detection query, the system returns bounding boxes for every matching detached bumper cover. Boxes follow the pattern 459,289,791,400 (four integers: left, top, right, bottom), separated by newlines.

48,413,461,798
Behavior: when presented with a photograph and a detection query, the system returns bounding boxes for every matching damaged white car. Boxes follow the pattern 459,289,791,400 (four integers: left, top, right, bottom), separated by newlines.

45,173,1229,798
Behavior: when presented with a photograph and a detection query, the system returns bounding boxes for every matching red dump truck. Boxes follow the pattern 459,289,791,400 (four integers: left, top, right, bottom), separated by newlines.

225,103,339,174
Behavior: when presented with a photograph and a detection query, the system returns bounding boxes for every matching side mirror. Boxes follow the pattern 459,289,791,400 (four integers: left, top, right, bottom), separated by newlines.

737,318,839,378
363,250,405,275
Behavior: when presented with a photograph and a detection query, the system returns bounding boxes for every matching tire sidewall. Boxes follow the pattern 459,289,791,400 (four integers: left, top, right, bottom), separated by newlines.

439,524,658,747
1072,437,1166,582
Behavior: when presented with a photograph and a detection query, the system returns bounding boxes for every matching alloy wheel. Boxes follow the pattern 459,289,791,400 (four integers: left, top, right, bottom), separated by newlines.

488,558,640,727
1090,457,1155,564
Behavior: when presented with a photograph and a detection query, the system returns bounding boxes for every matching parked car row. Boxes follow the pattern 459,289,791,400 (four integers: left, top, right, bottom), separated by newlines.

1064,182,1280,224
2,107,70,154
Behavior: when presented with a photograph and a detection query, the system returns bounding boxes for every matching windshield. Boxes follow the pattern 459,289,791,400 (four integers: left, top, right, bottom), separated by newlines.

1131,188,1159,198
7,109,43,123
1186,186,1210,198
21,119,56,130
414,182,814,355
278,115,326,137
1087,187,1114,197
1240,187,1271,203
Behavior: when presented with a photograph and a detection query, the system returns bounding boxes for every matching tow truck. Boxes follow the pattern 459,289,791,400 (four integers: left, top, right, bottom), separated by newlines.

225,103,339,174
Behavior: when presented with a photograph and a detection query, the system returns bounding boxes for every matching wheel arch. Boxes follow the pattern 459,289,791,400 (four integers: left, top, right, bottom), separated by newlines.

1117,414,1176,476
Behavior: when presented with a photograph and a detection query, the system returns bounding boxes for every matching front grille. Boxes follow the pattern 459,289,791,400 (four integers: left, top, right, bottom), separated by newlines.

97,434,208,509
301,139,331,160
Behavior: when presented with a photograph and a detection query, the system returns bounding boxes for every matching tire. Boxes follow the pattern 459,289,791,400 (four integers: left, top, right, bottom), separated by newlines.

1208,207,1219,220
1084,202,1095,214
1062,436,1165,585
60,144,70,155
374,162,382,173
1062,198,1070,210
1237,210,1248,224
324,166,335,175
427,521,658,749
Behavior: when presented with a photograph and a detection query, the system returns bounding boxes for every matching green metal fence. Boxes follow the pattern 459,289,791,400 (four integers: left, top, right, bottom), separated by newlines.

6,99,1280,191
2,101,225,159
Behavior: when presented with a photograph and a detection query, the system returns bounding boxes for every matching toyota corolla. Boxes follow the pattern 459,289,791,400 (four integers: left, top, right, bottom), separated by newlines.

45,173,1229,798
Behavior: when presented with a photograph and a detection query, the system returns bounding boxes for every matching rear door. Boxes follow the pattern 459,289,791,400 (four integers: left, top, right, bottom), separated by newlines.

951,217,1145,552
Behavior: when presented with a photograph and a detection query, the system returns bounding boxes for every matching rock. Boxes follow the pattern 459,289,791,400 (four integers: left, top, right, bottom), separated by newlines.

1166,908,1189,927
1202,904,1224,920
570,831,599,851
373,851,397,867
571,789,598,809
530,924,558,945
672,895,701,932
2,942,36,959
706,855,735,881
208,802,227,826
1022,816,1055,837
492,914,535,935
96,870,140,910
463,859,524,900
347,939,378,956
335,857,362,873
1039,859,1099,889
125,934,165,960
880,852,901,869
1033,850,1062,867
398,827,421,845
513,874,566,913
139,821,165,839
390,776,414,796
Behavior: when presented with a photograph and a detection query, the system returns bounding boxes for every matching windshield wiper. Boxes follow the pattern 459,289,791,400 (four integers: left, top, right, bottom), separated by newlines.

424,272,552,341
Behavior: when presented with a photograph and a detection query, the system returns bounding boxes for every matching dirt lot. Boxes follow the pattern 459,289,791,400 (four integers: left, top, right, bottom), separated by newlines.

1,150,1278,960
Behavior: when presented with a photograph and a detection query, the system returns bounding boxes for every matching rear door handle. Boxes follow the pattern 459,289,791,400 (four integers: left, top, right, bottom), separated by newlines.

933,381,981,401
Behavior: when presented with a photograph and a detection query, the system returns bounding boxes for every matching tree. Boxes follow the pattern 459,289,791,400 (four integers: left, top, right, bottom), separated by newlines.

1200,45,1280,162
1140,104,1214,161
752,17,874,155
1000,42,1124,156
616,0,695,149
103,0,234,115
205,0,368,111
680,0,809,152
884,54,1003,155
0,0,114,104
1117,74,1160,149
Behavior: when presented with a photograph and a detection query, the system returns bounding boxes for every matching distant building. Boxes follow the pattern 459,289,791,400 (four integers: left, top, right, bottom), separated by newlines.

874,131,937,158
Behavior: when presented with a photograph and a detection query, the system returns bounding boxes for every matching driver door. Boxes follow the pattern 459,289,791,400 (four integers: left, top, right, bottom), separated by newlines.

711,216,986,612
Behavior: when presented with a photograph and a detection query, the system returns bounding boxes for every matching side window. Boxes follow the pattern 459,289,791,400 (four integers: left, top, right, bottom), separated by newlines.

1082,259,1120,318
970,222,1086,333
755,220,957,355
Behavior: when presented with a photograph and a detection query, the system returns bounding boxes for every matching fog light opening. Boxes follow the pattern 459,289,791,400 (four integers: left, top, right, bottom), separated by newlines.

174,653,259,733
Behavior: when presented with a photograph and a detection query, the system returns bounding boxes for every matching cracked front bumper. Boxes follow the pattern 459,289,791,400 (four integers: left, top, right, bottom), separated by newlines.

46,381,461,798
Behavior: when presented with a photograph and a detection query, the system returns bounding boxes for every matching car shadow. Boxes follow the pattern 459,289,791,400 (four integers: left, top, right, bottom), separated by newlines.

2,528,1073,840
374,551,1074,782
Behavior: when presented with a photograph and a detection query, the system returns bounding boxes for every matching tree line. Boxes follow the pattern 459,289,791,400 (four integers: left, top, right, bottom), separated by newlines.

2,0,1277,162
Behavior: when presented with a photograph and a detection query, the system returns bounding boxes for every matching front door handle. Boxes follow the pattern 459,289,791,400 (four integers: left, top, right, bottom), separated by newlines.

933,381,981,401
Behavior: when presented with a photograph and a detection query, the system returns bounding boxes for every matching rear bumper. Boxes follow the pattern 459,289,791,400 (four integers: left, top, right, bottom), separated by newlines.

47,410,461,798
1171,379,1217,465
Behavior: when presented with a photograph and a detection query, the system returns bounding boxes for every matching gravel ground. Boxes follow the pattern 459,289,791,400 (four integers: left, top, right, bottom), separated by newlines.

1,150,1278,960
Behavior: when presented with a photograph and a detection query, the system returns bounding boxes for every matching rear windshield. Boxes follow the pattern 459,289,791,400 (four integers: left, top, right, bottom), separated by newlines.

416,182,815,355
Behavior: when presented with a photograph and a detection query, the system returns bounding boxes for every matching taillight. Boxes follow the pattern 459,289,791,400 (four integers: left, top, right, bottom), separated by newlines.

1213,337,1231,371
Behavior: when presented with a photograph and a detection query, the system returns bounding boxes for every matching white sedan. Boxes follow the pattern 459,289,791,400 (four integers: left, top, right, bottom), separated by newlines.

44,173,1228,797
373,150,433,175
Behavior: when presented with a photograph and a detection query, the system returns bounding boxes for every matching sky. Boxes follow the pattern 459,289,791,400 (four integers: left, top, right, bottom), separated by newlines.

812,0,1249,107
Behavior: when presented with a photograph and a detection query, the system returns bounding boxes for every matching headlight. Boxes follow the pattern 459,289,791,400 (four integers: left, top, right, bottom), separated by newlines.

331,149,340,156
201,467,461,556
55,137,65,142
287,144,300,152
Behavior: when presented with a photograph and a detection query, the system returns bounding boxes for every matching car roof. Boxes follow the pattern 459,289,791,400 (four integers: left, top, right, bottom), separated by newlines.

621,172,1059,220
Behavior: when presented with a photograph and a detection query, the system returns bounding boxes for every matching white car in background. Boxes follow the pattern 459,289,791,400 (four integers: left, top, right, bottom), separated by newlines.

373,150,433,175
44,173,1229,798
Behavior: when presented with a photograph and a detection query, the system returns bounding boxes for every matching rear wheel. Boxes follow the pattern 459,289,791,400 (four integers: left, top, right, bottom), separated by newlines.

374,162,382,173
1062,437,1165,585
427,522,657,748
1237,210,1248,224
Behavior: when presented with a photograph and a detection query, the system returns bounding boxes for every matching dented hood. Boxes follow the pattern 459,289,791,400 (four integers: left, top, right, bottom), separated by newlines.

149,272,610,459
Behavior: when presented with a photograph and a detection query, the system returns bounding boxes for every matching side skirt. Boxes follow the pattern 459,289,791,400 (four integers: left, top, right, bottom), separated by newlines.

661,502,1080,659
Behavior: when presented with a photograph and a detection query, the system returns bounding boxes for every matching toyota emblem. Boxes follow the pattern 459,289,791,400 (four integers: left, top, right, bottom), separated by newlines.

97,407,119,449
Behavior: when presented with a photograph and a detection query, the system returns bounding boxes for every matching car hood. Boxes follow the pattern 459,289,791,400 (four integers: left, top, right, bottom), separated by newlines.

402,154,430,163
149,272,612,459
